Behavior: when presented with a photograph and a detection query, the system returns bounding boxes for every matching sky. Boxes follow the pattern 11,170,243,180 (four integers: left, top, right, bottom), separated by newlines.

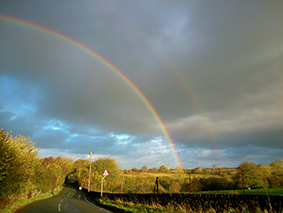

0,0,282,170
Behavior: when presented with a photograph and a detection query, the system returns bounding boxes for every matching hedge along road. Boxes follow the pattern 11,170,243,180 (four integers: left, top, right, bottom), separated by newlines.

15,184,111,213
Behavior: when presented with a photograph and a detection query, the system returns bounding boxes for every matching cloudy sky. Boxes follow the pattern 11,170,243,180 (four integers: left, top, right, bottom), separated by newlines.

1,0,282,169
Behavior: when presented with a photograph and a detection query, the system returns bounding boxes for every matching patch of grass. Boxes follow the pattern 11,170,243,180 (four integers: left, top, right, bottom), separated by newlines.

242,188,283,196
196,188,283,196
0,186,63,213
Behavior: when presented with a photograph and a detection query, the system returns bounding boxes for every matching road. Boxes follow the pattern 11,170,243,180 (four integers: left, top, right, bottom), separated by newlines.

15,185,111,213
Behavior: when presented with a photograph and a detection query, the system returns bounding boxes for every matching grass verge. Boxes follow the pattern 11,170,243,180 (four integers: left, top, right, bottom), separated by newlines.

0,186,64,213
94,197,274,213
95,197,183,213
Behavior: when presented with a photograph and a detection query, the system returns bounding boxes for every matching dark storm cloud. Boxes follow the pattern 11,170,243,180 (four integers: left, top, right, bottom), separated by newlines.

1,0,282,168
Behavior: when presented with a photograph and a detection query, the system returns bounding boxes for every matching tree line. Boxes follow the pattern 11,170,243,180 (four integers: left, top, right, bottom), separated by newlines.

73,159,283,194
1,127,282,207
183,160,281,192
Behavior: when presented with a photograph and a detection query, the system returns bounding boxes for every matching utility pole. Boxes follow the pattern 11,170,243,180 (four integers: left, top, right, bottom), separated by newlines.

88,152,92,192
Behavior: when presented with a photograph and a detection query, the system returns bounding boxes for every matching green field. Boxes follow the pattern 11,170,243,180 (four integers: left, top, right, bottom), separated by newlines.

123,172,222,179
196,188,283,196
120,173,283,197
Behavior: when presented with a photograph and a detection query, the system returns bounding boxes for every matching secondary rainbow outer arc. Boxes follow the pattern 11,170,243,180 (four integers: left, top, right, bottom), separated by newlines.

99,3,222,158
0,15,182,168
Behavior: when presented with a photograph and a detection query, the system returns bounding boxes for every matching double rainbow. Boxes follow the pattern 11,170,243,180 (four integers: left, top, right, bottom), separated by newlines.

99,3,221,152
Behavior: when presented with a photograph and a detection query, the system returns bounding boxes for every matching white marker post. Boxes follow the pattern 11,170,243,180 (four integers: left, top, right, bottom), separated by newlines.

101,169,109,197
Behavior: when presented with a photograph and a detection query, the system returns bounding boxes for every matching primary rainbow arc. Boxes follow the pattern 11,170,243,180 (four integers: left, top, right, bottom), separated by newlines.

0,15,182,169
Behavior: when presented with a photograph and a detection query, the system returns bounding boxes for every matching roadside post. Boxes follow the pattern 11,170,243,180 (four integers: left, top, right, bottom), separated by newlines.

101,169,109,197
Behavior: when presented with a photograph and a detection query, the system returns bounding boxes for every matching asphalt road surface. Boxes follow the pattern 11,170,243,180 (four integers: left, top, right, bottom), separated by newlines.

15,185,111,213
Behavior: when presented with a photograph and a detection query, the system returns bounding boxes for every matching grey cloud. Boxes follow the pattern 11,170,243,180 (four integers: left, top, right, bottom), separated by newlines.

1,0,282,169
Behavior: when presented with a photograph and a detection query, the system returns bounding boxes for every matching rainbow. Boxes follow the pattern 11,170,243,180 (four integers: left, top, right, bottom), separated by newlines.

0,15,183,169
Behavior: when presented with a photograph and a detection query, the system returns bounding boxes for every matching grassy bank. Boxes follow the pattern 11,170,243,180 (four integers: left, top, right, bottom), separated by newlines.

92,188,283,212
94,197,275,213
0,186,63,213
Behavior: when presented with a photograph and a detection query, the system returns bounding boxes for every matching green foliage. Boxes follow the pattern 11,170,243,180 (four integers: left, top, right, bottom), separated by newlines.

0,186,63,213
0,128,74,208
2,126,282,210
149,167,158,173
198,176,233,191
270,159,283,176
73,159,90,185
158,165,170,173
73,157,122,192
0,129,12,183
40,156,74,190
96,197,174,213
141,165,148,172
131,167,139,173
190,167,203,174
0,130,39,205
119,159,283,193
94,195,281,213
123,175,157,193
32,162,54,193
95,157,122,192
234,161,266,189
190,178,203,192
92,157,121,180
91,157,121,191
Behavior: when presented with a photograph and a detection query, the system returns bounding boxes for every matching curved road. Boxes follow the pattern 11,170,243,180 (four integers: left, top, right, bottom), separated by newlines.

15,185,111,213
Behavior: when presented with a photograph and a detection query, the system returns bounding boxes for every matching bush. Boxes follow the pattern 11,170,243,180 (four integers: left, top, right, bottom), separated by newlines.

0,130,39,206
0,128,74,208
